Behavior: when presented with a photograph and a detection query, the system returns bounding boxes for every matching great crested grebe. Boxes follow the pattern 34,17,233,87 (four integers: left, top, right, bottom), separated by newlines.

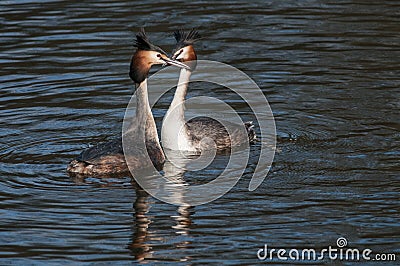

67,29,189,176
161,29,256,153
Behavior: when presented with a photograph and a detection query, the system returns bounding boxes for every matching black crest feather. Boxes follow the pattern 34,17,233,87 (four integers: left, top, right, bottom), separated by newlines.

133,28,166,54
173,29,201,49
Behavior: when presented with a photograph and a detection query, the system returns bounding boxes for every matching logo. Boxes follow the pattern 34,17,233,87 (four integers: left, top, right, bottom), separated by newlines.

257,237,397,262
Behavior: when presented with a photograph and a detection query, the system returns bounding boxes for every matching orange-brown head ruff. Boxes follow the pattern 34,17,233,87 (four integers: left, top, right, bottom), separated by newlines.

129,29,190,84
172,29,201,70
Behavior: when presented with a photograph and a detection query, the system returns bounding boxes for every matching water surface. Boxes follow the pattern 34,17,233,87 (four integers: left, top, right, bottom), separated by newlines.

1,0,399,264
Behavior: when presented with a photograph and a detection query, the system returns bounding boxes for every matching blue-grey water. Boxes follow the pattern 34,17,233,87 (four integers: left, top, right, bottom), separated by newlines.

0,0,399,265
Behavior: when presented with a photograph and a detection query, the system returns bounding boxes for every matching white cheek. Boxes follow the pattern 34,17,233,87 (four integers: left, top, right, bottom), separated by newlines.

154,55,164,63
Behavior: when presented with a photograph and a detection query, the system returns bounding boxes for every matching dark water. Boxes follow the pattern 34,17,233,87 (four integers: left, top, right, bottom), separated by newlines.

1,0,399,264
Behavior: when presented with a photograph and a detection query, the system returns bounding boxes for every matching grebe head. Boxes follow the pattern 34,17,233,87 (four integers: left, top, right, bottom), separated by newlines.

130,28,189,84
172,29,201,71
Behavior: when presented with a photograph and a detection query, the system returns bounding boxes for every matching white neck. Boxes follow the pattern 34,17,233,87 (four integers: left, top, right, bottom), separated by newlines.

169,69,191,121
135,79,161,144
135,80,150,123
162,69,195,151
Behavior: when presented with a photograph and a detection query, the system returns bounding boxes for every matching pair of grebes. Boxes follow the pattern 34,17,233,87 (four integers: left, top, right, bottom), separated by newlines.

67,29,256,176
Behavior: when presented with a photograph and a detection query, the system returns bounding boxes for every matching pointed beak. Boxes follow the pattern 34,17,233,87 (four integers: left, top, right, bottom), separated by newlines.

160,55,190,70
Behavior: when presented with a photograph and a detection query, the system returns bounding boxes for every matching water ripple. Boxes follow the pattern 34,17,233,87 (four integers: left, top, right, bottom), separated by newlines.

0,0,399,264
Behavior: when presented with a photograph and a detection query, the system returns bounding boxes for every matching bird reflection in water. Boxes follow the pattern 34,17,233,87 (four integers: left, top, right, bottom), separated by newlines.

163,155,195,237
128,152,197,261
128,182,152,261
69,170,194,262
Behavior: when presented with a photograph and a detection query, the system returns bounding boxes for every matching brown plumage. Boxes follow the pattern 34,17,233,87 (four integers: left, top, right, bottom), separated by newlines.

67,137,164,176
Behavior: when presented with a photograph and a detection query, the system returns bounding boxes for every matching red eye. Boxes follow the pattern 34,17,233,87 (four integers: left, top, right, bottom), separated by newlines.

157,54,161,58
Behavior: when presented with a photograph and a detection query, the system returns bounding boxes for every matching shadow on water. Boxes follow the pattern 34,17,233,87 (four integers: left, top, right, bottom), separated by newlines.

0,0,399,264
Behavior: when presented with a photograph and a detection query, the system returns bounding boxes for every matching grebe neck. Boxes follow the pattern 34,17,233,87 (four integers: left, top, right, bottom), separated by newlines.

135,79,160,143
162,68,194,151
167,69,192,122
